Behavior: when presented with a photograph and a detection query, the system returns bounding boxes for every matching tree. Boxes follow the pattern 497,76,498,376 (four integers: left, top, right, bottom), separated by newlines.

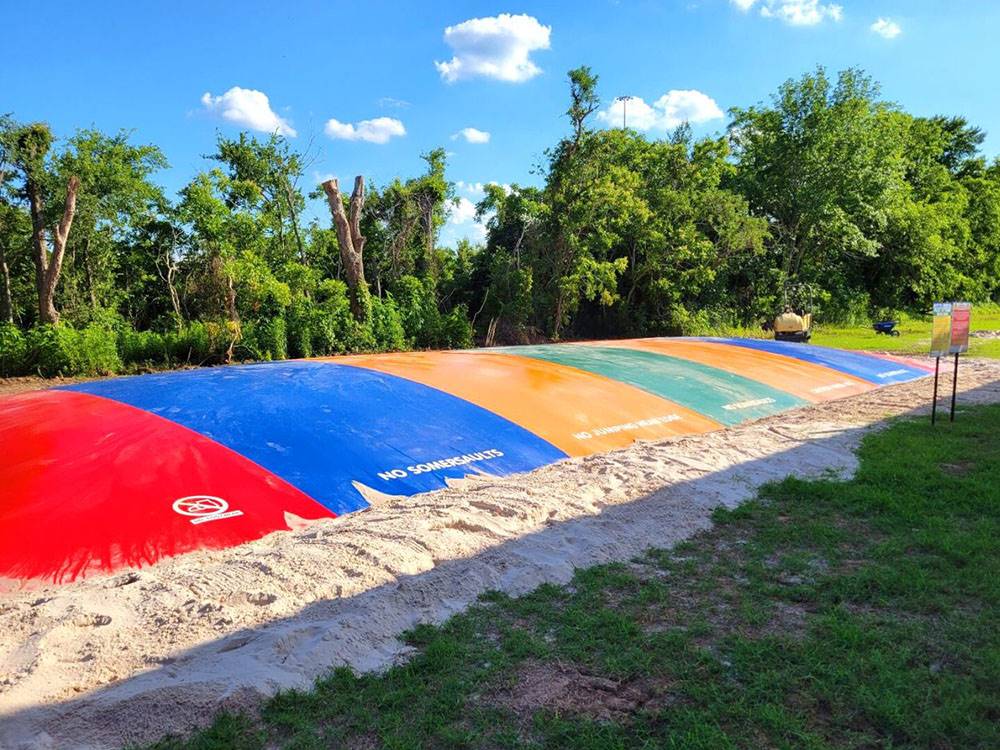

211,133,308,265
729,68,907,317
541,67,629,337
55,129,168,318
5,123,81,324
322,176,369,321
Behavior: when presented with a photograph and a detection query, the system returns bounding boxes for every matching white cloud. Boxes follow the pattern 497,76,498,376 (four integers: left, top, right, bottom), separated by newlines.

200,87,296,137
870,17,901,39
731,0,843,26
441,181,514,246
597,90,724,131
452,127,491,144
435,13,551,83
451,196,479,224
442,196,487,246
324,117,406,144
456,180,512,198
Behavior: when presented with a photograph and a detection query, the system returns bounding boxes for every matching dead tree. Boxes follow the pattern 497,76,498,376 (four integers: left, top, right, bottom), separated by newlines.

27,174,79,324
322,176,369,321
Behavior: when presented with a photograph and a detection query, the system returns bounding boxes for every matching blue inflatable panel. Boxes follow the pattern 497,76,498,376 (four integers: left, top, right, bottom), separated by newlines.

697,338,928,385
63,362,566,515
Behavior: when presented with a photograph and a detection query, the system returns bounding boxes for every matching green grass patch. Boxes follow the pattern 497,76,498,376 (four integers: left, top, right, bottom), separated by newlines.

147,405,1000,750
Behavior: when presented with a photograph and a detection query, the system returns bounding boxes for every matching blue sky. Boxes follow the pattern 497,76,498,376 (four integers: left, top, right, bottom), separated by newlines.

4,0,999,246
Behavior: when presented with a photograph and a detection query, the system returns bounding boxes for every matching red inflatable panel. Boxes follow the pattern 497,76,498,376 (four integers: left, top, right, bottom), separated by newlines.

0,390,332,589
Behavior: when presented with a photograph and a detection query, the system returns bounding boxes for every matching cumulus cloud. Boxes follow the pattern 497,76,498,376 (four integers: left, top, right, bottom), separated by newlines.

442,181,513,246
597,90,723,131
452,127,491,144
731,0,843,26
200,87,296,136
435,13,551,83
870,17,901,39
441,196,487,246
456,180,512,198
324,116,406,144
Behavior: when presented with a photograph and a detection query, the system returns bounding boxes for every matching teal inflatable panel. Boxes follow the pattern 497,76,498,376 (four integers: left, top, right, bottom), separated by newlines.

504,344,804,425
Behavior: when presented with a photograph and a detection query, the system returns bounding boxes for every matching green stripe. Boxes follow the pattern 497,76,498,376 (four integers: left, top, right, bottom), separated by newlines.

503,344,804,425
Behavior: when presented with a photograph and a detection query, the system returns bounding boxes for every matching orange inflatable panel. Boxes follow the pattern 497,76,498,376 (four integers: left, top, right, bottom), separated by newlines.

336,351,722,456
592,338,875,403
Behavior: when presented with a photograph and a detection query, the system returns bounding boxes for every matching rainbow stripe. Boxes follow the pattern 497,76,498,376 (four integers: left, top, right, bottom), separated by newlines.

0,338,927,587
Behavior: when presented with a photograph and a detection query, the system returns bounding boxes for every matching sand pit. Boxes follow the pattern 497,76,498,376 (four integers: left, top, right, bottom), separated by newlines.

1,357,998,749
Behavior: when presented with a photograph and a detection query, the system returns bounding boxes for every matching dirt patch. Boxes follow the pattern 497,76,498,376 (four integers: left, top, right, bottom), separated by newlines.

489,660,674,722
940,461,975,476
0,375,102,397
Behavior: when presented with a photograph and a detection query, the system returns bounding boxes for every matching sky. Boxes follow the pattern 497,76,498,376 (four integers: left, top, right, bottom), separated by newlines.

3,0,1000,246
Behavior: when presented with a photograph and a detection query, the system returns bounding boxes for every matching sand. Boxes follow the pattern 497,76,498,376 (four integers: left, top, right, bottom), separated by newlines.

1,357,999,749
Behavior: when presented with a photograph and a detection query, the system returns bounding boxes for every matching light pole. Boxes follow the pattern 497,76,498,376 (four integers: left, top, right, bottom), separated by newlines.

615,95,636,129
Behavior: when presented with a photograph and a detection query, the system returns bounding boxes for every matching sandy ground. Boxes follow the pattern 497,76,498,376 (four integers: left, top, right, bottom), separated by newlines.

1,357,999,749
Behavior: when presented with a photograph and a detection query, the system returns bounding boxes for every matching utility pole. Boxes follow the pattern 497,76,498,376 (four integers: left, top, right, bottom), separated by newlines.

615,95,636,129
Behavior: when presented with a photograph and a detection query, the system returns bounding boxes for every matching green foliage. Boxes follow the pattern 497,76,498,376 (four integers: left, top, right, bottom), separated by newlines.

24,323,120,376
243,317,287,361
0,322,27,376
369,294,407,352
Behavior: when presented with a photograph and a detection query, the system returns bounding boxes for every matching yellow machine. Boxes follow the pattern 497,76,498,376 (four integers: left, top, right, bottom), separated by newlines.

773,308,812,343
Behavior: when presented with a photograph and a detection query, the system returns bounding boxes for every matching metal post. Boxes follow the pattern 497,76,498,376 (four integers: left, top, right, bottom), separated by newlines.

950,352,959,422
615,95,636,130
931,356,940,425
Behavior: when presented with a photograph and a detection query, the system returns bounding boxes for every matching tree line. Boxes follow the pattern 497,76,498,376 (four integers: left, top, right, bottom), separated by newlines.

1,66,998,377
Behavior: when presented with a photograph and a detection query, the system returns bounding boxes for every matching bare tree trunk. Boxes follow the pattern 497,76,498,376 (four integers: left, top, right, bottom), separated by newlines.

156,242,183,330
224,274,240,364
27,175,79,324
322,176,369,321
0,167,12,324
83,234,97,309
284,181,306,264
0,242,12,324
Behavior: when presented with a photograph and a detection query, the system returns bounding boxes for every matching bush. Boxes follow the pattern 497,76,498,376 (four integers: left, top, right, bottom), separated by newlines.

25,324,120,376
0,323,28,377
370,295,407,352
243,317,287,361
76,324,121,374
26,325,79,376
286,298,313,358
120,328,170,366
439,306,474,349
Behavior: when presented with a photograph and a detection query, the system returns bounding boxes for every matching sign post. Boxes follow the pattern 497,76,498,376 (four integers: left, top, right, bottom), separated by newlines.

948,302,971,422
930,303,952,424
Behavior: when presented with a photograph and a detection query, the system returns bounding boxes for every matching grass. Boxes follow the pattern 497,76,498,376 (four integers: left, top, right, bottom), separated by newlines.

810,304,1000,360
146,404,1000,750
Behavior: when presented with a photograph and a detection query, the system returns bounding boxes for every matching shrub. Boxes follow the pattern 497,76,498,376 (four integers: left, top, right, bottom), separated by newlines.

286,298,313,358
24,324,119,376
0,323,28,377
370,295,407,352
243,317,287,361
439,306,474,349
120,328,170,366
76,324,121,374
26,325,79,376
